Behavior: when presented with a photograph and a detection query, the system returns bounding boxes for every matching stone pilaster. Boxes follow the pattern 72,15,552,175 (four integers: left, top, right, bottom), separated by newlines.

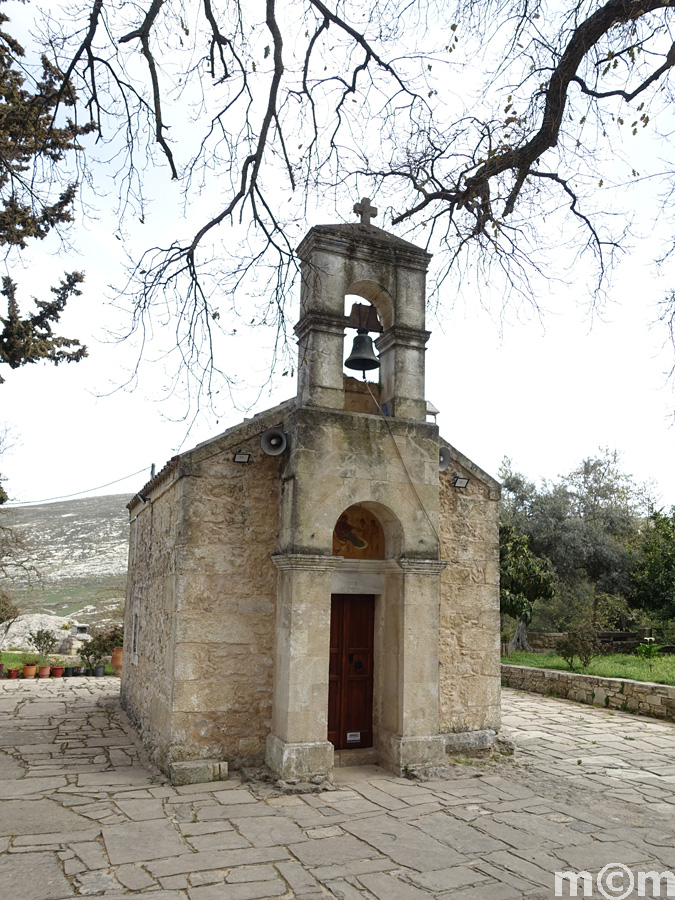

379,558,448,774
266,553,343,779
294,312,347,411
376,325,430,421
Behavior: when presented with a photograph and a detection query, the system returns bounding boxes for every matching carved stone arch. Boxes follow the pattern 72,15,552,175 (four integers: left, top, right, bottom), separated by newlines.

332,502,403,560
346,280,394,330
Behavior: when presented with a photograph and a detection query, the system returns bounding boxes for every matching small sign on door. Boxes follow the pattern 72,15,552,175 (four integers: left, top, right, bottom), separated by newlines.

346,732,361,742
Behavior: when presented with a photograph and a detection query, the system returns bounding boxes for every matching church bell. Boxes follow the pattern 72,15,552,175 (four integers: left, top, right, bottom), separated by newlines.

344,331,380,377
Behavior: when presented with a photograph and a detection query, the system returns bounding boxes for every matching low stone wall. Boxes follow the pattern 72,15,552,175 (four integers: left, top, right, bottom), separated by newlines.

527,633,563,651
502,664,675,722
528,631,650,653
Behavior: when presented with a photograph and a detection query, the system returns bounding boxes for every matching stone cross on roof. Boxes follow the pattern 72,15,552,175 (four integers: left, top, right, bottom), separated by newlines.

354,197,378,226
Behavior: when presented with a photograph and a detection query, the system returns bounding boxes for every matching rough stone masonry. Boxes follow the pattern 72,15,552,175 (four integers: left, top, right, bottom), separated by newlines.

122,209,502,784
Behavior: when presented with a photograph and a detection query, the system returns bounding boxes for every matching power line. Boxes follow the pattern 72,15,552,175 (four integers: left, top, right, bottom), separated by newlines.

4,466,151,507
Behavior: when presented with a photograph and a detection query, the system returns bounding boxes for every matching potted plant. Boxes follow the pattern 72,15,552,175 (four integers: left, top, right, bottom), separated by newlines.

79,637,100,675
6,665,19,679
86,632,110,676
37,657,51,678
50,657,65,678
106,625,124,676
22,652,40,679
63,663,74,677
29,627,57,679
79,648,95,676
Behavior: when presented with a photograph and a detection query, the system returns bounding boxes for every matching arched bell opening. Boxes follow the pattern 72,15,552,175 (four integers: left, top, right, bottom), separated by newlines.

345,281,394,330
342,294,385,414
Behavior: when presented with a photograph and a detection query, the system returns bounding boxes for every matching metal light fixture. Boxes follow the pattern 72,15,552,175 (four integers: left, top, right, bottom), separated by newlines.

233,451,251,463
426,401,440,422
453,476,470,489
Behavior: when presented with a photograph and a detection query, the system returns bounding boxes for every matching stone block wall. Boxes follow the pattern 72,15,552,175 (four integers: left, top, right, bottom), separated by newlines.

438,455,501,737
527,632,645,653
122,466,183,767
170,426,282,766
502,664,675,721
122,410,285,774
528,632,564,651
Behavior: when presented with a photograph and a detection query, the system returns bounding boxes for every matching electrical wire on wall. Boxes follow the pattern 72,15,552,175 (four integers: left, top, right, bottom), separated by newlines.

5,466,153,506
363,380,441,553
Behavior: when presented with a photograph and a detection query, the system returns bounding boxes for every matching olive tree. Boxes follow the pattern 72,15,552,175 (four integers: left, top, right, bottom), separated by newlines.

499,522,556,651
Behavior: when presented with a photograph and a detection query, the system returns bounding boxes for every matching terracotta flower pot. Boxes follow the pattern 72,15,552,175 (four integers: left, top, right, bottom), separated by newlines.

7,668,19,679
51,667,64,678
38,666,51,678
111,646,123,677
22,665,37,679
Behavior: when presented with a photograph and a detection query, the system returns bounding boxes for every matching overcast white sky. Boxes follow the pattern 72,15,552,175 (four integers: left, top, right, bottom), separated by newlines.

2,1,675,511
2,216,674,509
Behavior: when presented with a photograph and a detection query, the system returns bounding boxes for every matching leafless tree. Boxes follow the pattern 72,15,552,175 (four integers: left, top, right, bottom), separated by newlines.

32,0,675,410
0,590,20,644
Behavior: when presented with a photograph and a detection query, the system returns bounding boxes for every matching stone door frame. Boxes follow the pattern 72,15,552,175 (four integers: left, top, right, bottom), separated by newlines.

265,554,448,779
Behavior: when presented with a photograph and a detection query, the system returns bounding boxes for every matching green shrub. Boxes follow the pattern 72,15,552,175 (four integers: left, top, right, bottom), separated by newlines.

85,631,113,667
28,629,57,657
103,624,123,648
554,628,602,671
635,638,662,675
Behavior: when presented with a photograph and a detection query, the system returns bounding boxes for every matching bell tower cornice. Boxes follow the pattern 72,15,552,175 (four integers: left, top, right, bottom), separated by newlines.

297,224,432,274
294,310,348,342
294,204,433,420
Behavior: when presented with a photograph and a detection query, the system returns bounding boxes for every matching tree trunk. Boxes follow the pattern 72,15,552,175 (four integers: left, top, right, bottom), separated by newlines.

509,619,532,652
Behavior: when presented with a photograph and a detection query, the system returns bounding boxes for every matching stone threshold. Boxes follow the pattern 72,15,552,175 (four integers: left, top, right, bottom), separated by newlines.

333,747,379,767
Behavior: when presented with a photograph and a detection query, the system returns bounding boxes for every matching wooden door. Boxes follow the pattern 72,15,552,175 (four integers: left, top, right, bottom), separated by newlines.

328,594,374,750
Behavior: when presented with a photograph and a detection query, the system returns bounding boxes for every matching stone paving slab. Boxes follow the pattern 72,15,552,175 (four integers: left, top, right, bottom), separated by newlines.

0,849,73,899
0,798,96,836
1,679,675,898
102,818,188,864
342,815,465,870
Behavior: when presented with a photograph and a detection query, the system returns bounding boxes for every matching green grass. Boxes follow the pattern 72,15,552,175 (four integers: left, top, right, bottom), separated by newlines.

0,651,24,667
503,651,675,686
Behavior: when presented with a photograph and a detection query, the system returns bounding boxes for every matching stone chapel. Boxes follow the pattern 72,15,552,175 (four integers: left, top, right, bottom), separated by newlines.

121,204,501,784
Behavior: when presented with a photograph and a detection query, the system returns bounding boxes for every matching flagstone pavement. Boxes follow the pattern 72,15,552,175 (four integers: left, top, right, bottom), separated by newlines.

1,679,674,900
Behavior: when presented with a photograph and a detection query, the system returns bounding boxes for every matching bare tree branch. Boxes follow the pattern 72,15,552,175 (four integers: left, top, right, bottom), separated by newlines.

27,0,675,414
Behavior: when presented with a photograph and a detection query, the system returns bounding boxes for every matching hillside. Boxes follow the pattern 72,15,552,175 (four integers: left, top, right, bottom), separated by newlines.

1,494,131,627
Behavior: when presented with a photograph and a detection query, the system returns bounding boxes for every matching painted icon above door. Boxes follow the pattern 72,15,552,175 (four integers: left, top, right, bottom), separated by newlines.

332,505,384,559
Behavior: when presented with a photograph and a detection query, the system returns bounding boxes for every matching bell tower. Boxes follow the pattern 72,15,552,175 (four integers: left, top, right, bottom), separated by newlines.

294,198,432,419
266,204,449,781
